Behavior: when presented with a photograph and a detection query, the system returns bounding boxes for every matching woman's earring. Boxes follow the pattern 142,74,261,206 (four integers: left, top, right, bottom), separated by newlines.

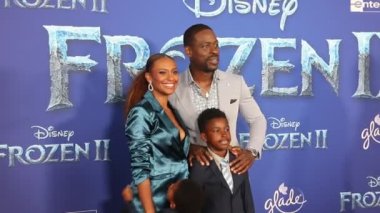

148,82,154,91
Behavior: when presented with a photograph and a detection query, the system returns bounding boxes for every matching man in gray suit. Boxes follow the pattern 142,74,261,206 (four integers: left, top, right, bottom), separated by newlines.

170,24,267,174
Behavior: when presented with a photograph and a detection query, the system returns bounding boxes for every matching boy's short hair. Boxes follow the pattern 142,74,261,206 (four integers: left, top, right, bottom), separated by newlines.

197,108,228,133
174,179,204,213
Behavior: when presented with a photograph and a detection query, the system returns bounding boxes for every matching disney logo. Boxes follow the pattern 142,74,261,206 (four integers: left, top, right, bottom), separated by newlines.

361,114,380,150
264,183,307,213
182,0,298,31
367,176,380,188
268,117,300,131
31,125,74,141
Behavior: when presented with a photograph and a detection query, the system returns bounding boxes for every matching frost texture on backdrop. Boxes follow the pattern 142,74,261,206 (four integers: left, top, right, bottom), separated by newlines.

0,1,380,212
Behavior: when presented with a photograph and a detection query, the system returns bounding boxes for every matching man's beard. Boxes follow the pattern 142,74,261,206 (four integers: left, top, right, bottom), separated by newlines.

203,66,217,73
189,57,218,73
203,57,218,73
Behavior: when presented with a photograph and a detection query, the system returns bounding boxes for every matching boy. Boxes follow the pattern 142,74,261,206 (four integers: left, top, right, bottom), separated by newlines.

190,108,255,213
165,179,204,213
122,179,203,213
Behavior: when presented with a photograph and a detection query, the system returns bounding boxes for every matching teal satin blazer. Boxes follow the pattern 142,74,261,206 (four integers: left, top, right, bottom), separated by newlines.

125,91,190,212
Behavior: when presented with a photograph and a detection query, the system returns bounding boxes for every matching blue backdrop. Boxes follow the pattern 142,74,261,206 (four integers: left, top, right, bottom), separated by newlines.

1,1,380,212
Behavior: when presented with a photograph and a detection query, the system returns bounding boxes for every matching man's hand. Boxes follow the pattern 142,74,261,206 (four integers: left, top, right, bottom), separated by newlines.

229,146,255,174
188,144,213,166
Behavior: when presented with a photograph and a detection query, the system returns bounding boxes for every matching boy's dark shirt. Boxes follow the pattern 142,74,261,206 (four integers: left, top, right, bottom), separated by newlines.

189,151,255,213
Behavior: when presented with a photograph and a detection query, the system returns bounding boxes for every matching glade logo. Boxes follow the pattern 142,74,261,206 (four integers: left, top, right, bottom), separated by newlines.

3,0,108,13
182,0,298,31
350,0,380,12
31,125,74,141
264,183,307,213
340,176,380,211
361,114,380,150
268,117,301,131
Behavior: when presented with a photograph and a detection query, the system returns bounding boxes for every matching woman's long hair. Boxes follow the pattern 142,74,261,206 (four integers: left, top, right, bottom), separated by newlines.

124,53,174,116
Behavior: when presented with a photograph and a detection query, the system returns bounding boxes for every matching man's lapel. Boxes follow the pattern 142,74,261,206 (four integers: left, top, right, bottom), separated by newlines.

174,71,198,125
217,71,233,114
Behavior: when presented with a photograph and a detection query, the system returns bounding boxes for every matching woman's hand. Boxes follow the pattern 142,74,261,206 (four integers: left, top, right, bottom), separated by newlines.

122,185,133,203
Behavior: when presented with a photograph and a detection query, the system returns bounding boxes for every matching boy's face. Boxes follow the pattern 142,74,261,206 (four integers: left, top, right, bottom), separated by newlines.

201,117,231,156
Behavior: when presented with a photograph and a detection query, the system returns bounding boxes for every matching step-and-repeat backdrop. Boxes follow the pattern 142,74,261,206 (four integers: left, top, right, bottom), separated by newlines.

1,1,380,212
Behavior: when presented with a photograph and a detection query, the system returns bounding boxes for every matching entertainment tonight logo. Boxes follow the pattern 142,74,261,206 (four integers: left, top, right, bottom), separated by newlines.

350,0,380,12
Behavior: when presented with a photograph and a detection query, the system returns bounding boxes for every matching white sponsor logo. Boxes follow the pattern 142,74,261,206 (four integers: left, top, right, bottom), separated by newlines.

264,183,307,213
31,125,74,141
268,117,301,131
350,0,380,12
361,114,380,149
181,0,298,31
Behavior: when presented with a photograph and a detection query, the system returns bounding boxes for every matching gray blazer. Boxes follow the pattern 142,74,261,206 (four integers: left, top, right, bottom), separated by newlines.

169,69,267,156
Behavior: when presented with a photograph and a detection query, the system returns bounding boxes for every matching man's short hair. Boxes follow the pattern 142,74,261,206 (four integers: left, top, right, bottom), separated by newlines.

183,23,213,47
197,108,228,133
174,179,204,213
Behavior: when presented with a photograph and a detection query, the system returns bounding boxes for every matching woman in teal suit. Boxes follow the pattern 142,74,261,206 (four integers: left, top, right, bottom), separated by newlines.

125,53,189,213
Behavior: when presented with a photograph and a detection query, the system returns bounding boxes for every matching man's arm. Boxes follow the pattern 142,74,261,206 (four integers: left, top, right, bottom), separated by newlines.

238,75,267,155
230,76,267,173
